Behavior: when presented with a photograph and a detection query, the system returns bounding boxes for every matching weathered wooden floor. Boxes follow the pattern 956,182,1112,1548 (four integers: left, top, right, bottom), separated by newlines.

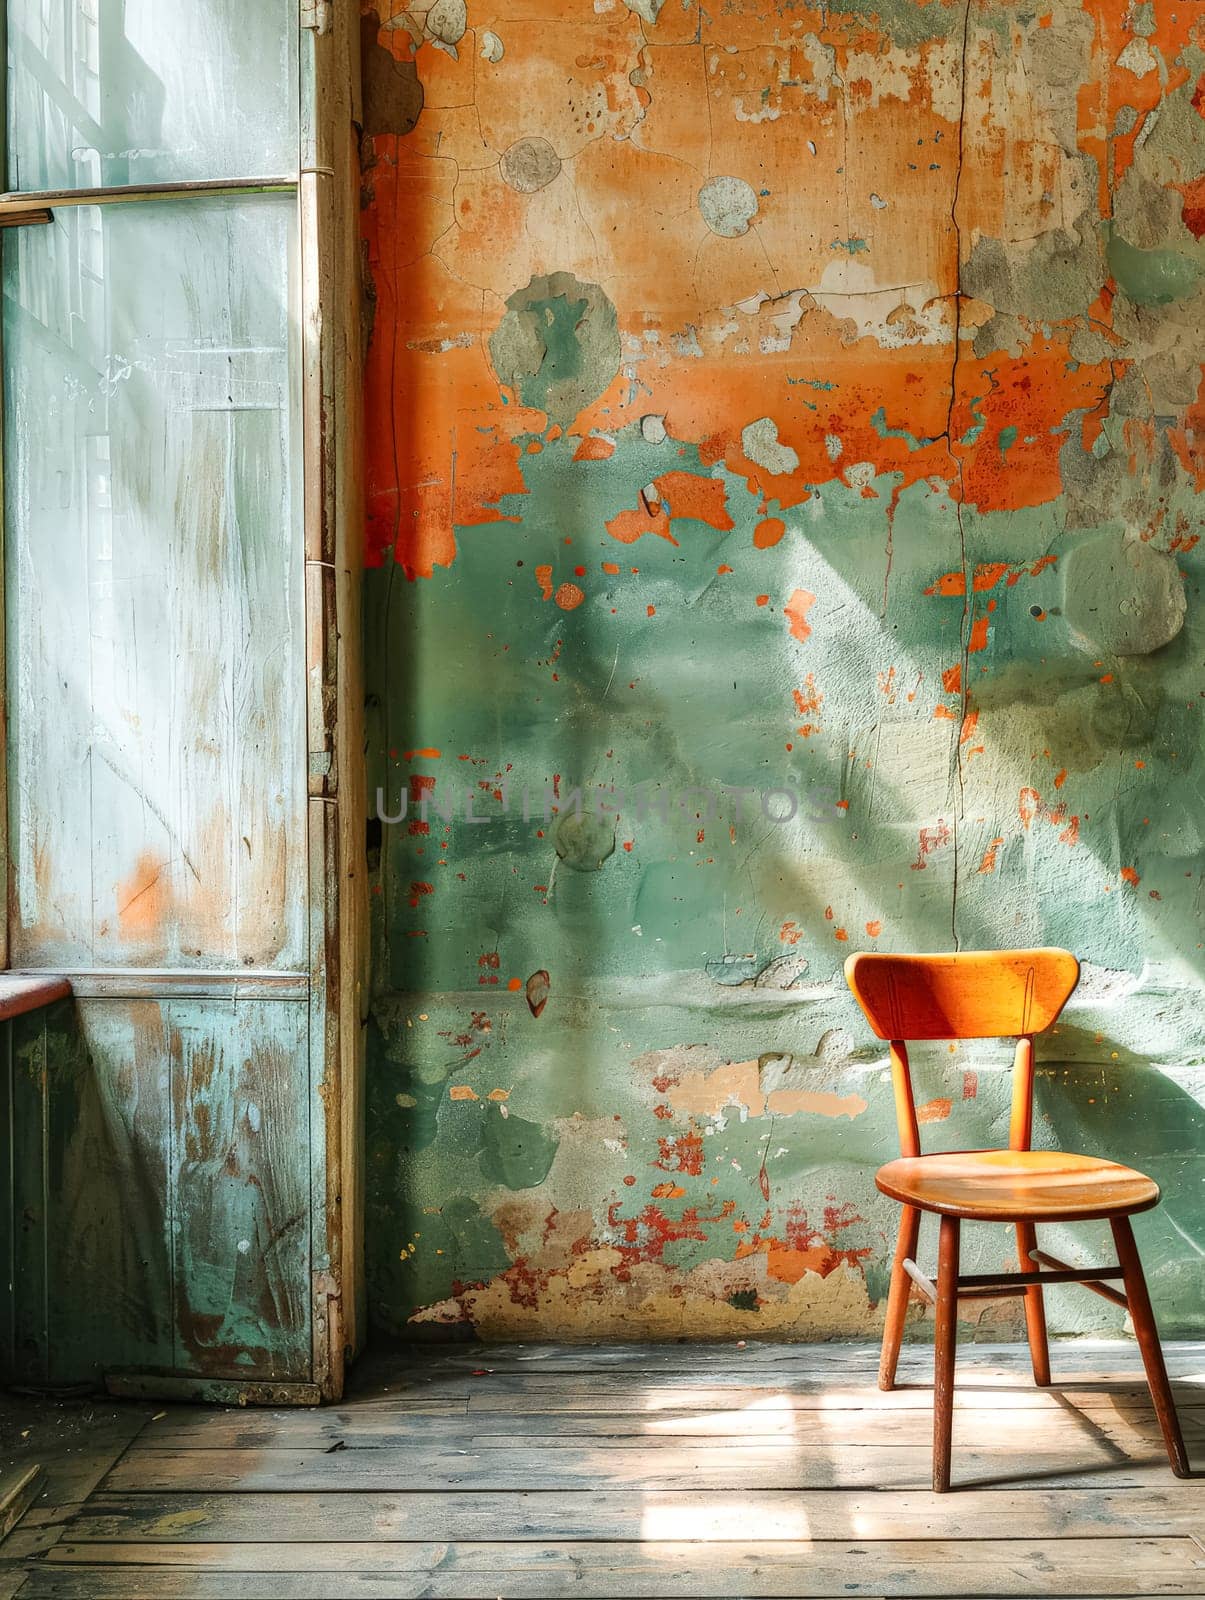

2,1340,1203,1598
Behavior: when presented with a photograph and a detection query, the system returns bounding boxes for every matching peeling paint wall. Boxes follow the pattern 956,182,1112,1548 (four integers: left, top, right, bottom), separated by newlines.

361,0,1205,1342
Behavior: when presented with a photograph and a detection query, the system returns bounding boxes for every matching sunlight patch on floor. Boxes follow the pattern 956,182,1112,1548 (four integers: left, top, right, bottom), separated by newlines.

638,1494,812,1541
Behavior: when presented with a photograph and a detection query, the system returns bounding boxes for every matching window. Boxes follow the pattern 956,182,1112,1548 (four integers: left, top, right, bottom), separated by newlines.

2,2,306,970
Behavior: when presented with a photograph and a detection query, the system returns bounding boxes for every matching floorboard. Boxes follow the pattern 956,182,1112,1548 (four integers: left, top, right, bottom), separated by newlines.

135,1403,1205,1449
64,1484,1205,1541
4,1341,1202,1598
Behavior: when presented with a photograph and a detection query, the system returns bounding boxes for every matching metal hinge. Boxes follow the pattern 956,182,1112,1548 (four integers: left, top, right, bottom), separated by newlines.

301,0,333,33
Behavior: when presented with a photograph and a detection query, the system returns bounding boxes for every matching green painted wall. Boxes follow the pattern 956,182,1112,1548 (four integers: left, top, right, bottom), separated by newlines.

361,0,1205,1342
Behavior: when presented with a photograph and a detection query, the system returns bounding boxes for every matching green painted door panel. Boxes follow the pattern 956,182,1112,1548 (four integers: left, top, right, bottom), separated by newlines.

0,998,311,1386
1,998,173,1383
169,999,311,1380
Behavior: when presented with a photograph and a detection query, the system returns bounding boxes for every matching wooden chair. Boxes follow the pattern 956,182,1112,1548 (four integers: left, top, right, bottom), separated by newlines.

844,947,1191,1492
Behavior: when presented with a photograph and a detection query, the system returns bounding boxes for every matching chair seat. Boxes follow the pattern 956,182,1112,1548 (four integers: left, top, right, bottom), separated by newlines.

875,1148,1159,1221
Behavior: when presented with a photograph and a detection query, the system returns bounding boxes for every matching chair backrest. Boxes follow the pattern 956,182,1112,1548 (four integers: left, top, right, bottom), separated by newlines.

843,948,1080,1157
844,949,1080,1041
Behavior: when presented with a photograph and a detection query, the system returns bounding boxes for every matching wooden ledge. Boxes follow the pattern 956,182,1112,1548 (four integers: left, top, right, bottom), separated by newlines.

0,973,72,1022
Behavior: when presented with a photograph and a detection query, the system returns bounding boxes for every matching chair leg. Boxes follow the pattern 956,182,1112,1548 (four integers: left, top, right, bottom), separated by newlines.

1016,1220,1050,1386
933,1213,960,1493
879,1204,921,1392
1111,1215,1191,1477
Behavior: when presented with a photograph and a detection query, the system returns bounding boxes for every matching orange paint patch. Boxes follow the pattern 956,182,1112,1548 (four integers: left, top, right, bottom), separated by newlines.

927,554,1059,599
754,517,786,549
361,168,534,576
572,434,615,461
449,1085,479,1101
1019,785,1082,849
972,561,1011,592
554,581,585,610
784,587,816,642
1179,175,1205,238
657,471,734,531
735,1201,872,1286
912,820,952,870
534,564,554,600
961,343,1111,512
926,571,966,596
977,837,1004,874
942,664,962,694
865,920,882,937
116,852,171,937
967,615,990,653
658,1129,705,1176
755,594,770,606
403,747,442,760
1120,867,1141,887
606,503,674,545
917,1097,953,1124
650,1181,686,1200
793,673,823,736
606,471,734,547
792,677,822,714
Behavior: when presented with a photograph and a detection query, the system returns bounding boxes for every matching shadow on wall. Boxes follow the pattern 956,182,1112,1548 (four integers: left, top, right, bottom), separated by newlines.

1037,1044,1205,1331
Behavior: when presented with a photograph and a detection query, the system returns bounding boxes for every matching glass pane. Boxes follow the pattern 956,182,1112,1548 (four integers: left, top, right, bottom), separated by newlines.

4,196,306,968
7,0,297,191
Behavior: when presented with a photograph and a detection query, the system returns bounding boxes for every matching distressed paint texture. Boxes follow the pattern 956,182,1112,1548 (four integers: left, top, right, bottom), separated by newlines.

362,0,1205,1341
0,998,312,1385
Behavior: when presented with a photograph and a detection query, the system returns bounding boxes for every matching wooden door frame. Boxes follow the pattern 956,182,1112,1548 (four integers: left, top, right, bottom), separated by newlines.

301,0,368,1396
